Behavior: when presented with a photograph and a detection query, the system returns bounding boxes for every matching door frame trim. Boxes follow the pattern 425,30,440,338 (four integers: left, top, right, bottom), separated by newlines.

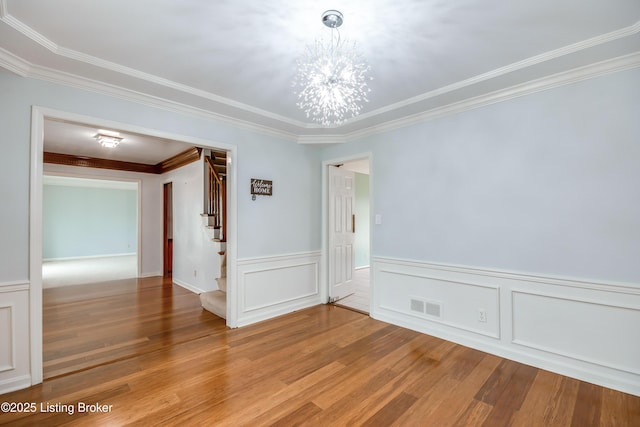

321,152,373,307
30,106,239,385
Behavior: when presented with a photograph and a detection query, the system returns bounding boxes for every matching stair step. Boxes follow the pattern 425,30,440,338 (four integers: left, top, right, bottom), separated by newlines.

200,290,226,319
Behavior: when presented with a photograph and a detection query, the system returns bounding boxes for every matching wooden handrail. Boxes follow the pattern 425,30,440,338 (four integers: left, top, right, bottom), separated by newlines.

205,156,223,184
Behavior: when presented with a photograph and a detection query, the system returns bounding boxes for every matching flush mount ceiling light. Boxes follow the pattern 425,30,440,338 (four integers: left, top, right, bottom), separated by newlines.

94,129,123,148
293,10,372,127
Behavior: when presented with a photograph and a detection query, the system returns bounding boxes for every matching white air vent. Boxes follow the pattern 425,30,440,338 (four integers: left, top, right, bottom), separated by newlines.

410,297,442,318
425,301,442,317
410,298,425,313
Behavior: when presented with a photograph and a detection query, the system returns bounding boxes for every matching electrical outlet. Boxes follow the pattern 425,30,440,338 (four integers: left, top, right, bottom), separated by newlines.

478,309,487,323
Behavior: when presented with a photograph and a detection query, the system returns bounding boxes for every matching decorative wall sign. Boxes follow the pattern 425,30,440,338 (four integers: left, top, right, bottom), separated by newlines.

251,179,273,200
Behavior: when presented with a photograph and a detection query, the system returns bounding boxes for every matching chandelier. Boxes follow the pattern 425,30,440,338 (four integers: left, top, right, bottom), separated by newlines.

293,10,372,127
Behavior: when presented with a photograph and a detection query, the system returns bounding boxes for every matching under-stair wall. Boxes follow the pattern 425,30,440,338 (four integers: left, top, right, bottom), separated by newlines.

164,157,221,294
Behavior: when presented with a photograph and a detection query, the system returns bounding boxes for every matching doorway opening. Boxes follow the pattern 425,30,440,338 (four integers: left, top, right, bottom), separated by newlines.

325,156,371,314
30,106,238,385
41,175,140,288
163,182,173,278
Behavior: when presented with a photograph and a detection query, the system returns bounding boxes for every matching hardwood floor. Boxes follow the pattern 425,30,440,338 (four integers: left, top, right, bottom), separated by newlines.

1,277,639,426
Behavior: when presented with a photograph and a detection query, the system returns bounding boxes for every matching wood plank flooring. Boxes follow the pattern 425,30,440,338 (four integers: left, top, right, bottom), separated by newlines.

1,277,639,426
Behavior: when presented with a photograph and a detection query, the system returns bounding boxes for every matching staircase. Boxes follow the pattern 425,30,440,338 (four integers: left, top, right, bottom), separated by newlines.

203,150,227,242
200,150,228,319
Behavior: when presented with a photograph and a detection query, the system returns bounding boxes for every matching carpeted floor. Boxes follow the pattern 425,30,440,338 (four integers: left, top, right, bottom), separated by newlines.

42,255,138,288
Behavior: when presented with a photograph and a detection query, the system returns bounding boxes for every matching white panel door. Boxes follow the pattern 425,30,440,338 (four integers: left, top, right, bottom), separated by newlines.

329,166,355,302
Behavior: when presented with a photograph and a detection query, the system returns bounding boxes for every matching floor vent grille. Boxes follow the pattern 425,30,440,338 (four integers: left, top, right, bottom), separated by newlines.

426,301,442,317
410,297,442,318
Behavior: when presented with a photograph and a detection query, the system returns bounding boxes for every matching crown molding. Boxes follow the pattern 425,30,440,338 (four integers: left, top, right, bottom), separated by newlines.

55,44,307,128
44,152,158,174
339,51,640,142
5,50,639,146
0,2,306,130
348,20,640,124
0,46,28,75
1,2,638,145
2,1,638,139
158,147,202,174
296,134,348,144
21,59,301,142
44,147,203,174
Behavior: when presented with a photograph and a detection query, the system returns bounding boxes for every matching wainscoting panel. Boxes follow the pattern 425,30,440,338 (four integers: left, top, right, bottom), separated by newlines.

377,268,500,338
512,290,640,376
0,285,31,394
0,304,14,373
236,252,321,327
371,257,640,396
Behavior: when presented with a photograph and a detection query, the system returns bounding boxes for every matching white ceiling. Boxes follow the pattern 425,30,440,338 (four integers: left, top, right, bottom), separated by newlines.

1,0,639,143
44,118,194,164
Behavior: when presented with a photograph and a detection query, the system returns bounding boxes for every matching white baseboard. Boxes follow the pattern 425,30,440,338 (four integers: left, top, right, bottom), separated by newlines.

43,253,136,262
172,279,206,294
138,271,163,279
0,374,32,395
236,297,319,328
371,256,640,397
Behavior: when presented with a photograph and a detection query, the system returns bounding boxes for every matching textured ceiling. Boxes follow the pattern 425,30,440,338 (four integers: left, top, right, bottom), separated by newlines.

1,0,639,140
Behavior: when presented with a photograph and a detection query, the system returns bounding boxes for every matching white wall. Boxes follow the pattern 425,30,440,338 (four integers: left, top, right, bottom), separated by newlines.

321,67,640,395
165,158,222,293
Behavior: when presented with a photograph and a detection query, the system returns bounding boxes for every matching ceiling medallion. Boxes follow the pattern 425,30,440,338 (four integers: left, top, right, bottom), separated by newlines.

293,10,372,127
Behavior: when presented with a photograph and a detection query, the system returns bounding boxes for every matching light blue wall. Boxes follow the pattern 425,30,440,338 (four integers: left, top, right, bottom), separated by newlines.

0,71,31,281
355,172,370,268
0,70,322,283
2,67,639,285
43,185,137,259
321,67,640,284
